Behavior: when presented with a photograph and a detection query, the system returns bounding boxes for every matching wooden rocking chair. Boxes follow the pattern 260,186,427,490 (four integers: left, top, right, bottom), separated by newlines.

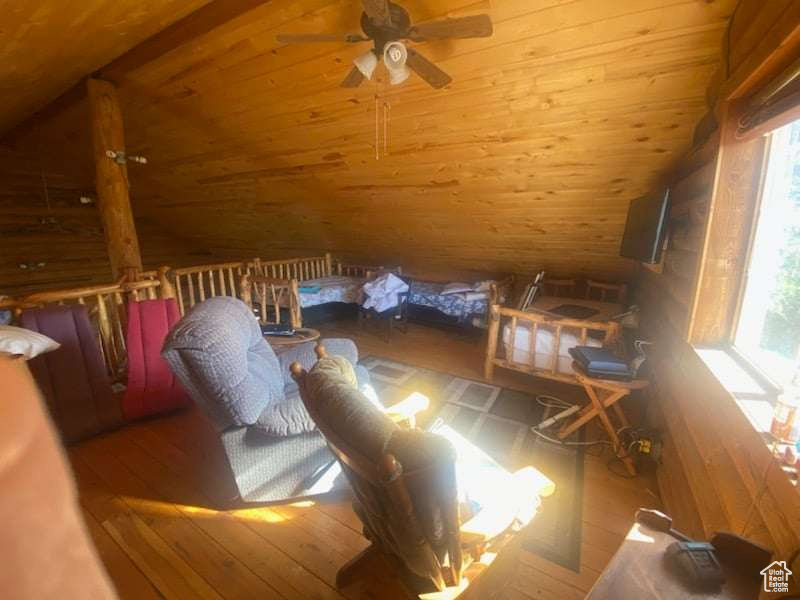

290,345,554,599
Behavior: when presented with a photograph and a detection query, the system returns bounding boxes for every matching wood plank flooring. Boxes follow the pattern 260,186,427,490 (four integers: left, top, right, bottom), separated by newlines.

70,320,662,599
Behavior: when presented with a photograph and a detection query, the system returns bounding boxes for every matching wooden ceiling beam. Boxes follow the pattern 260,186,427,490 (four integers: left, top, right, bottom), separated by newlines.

2,0,271,145
100,0,272,82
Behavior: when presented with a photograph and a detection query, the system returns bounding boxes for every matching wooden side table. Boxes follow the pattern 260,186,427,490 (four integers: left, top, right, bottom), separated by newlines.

264,327,320,348
559,362,648,475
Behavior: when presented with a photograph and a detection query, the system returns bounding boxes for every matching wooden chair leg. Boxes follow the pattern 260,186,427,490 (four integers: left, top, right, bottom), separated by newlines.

336,544,381,588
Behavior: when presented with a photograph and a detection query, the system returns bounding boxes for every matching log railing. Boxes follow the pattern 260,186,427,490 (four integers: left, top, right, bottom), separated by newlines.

1,252,391,375
249,254,333,281
19,280,130,379
585,280,628,304
240,274,302,329
484,304,621,386
169,255,341,315
170,261,252,316
334,262,395,279
4,276,166,380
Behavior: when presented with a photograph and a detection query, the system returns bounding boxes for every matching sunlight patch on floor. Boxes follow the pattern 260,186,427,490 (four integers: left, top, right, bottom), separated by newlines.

121,496,295,524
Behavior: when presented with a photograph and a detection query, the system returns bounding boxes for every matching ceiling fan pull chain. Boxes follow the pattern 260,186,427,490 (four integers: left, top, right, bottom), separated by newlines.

375,91,380,160
384,99,390,156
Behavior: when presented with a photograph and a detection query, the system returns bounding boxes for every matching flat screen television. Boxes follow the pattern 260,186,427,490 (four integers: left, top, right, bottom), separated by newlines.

619,189,670,264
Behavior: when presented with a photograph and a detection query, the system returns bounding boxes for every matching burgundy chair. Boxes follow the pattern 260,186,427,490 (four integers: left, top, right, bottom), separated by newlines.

20,304,122,443
122,298,190,420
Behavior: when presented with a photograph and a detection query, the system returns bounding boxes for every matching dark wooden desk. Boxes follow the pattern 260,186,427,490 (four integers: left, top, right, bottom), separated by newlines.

587,510,770,599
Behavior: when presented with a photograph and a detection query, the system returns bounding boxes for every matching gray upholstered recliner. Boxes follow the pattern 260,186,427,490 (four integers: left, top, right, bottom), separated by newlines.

161,296,368,503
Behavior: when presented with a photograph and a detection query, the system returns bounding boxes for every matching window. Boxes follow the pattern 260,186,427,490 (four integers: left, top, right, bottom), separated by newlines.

735,119,800,386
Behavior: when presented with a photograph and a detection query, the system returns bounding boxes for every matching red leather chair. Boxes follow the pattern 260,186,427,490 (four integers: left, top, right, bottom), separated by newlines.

123,298,190,420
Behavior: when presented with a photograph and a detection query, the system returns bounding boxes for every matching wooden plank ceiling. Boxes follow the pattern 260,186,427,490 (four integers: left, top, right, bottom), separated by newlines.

4,0,738,281
0,0,210,135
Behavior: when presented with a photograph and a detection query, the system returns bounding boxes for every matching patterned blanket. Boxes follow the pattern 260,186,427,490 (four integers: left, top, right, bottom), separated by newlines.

299,276,364,308
408,280,491,320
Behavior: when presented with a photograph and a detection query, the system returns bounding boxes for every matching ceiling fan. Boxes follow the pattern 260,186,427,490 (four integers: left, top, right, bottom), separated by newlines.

276,0,493,89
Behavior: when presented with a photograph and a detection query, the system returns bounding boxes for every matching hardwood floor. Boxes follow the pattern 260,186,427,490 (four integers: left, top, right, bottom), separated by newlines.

70,320,662,599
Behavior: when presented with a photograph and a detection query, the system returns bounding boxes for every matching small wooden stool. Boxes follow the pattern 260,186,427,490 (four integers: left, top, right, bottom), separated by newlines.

559,362,648,475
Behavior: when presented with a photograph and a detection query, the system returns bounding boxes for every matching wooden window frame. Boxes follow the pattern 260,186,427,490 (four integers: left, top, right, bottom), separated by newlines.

687,99,769,348
690,99,800,394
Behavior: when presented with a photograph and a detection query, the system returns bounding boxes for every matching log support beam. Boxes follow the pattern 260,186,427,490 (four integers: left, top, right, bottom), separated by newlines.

87,77,142,281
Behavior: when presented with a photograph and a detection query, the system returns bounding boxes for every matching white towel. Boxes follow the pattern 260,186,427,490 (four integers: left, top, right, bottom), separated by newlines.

362,273,409,313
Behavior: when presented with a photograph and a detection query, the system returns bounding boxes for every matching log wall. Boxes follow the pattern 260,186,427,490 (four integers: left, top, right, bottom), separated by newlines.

0,143,208,297
637,0,800,563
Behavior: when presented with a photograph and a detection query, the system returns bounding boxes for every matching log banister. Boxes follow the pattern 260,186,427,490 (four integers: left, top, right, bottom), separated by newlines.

3,252,395,373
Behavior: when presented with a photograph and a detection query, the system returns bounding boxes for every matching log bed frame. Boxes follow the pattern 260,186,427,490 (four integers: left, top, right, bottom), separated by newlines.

483,302,622,386
239,260,394,329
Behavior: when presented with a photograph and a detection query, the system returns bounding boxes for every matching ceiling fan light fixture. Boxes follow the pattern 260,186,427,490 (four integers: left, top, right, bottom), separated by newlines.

353,50,378,79
388,63,410,85
383,41,410,85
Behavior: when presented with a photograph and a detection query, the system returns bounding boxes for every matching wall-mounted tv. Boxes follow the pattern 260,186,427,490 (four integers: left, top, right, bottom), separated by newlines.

619,189,670,264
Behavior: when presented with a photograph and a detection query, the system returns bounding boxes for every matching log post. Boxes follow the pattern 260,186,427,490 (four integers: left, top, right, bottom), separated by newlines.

240,274,253,310
289,279,302,329
157,266,175,299
87,77,143,281
484,303,500,381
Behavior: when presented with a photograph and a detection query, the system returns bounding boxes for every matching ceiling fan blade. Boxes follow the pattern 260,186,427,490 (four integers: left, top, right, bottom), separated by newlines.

340,66,366,88
406,48,452,89
408,14,493,41
362,0,392,26
276,33,367,43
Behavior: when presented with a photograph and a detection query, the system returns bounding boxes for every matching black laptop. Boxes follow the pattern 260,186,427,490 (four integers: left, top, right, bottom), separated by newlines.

569,346,632,380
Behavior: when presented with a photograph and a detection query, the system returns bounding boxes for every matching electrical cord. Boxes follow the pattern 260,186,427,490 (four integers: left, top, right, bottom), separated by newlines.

531,395,611,447
532,394,648,478
530,426,611,448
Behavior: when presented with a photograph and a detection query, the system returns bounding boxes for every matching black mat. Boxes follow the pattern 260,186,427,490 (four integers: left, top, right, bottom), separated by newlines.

360,356,585,572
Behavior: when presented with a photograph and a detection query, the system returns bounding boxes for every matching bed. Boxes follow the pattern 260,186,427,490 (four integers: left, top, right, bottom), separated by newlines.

485,305,621,385
407,276,513,328
501,320,603,375
297,275,365,308
240,262,393,328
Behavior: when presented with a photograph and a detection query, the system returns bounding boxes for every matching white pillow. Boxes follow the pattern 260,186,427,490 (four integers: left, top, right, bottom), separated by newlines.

0,326,60,359
441,282,474,295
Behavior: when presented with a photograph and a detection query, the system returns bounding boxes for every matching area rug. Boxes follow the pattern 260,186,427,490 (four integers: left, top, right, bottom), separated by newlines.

360,356,585,572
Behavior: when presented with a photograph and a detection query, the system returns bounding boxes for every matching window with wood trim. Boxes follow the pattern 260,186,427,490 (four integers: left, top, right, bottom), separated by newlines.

734,119,800,386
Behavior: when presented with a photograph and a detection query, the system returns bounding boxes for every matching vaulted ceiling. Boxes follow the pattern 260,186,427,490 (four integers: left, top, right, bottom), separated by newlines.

3,0,738,281
0,0,210,134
